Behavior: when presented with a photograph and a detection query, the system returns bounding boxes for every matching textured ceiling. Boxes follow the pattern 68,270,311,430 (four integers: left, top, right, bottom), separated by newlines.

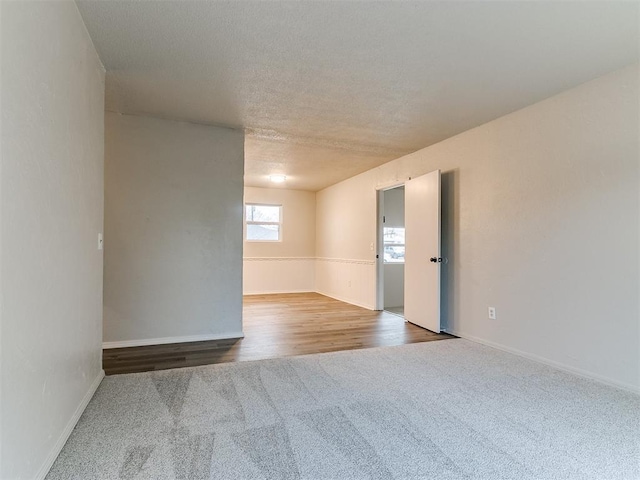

77,1,639,191
244,132,406,191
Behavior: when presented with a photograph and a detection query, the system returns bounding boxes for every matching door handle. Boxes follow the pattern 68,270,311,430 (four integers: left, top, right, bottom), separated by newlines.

430,257,444,263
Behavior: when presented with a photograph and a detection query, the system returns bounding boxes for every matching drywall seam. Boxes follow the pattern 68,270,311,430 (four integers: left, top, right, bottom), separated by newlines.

102,331,245,349
35,370,105,480
445,329,640,395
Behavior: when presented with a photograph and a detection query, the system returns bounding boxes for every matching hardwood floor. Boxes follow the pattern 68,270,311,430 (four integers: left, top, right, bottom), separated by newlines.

103,292,455,375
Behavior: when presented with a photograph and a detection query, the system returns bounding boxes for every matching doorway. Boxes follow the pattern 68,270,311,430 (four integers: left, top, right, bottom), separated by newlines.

376,170,442,333
379,185,406,317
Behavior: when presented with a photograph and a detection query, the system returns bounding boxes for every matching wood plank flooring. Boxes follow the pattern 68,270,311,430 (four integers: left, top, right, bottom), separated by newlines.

103,292,455,375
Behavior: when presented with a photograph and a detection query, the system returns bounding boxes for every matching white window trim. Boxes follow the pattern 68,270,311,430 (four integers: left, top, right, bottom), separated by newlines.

244,203,283,242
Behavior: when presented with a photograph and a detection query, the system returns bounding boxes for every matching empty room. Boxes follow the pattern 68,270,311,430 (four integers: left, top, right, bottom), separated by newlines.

1,1,639,479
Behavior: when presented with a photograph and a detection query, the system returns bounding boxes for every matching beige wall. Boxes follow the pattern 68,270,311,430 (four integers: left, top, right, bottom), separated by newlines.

244,187,316,257
0,2,105,478
315,177,376,308
243,187,316,294
104,112,244,347
316,65,640,391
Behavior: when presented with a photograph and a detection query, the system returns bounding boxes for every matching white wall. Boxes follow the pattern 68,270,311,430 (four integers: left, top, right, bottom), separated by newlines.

383,187,405,308
104,112,244,347
315,172,377,308
316,65,640,391
0,2,105,478
243,187,315,294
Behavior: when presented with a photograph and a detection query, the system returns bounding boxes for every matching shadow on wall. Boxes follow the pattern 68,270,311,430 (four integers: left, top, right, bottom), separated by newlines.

440,169,459,333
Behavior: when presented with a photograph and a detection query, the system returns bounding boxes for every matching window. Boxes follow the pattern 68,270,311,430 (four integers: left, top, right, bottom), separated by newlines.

245,204,282,241
383,227,405,263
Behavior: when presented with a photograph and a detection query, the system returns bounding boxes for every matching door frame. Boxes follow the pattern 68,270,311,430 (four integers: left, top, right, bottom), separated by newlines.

375,181,406,311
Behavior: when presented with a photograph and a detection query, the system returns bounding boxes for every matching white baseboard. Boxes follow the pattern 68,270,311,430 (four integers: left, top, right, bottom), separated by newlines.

445,329,640,395
36,369,105,480
315,290,376,311
102,331,245,349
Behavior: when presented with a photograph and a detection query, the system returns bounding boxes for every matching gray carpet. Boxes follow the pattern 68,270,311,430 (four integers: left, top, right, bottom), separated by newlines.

47,339,640,480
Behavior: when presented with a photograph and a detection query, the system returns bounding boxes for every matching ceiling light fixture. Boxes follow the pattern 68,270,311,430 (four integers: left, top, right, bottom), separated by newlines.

269,174,286,183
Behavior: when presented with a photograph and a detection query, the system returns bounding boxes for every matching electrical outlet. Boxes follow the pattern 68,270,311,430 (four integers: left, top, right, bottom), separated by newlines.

488,307,496,320
348,280,352,288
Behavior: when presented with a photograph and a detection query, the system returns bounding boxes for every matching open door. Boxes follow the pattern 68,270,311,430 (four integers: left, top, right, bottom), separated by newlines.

404,170,441,332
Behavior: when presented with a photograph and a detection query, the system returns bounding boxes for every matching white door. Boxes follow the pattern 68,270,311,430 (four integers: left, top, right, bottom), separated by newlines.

404,170,441,332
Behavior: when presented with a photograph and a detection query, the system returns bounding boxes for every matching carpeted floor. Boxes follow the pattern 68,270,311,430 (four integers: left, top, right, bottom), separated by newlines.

47,339,639,480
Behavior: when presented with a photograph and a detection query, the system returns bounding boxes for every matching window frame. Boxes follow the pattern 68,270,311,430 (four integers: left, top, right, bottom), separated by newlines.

244,203,283,242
